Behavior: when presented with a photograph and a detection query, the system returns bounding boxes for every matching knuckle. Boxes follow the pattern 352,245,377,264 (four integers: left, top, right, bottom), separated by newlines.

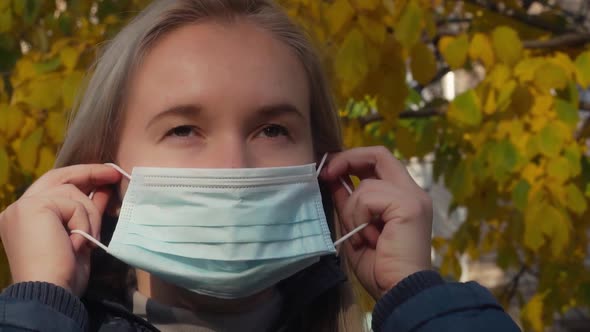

374,145,391,156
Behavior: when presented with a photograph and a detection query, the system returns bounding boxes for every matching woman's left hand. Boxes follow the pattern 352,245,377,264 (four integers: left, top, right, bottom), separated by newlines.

320,146,433,300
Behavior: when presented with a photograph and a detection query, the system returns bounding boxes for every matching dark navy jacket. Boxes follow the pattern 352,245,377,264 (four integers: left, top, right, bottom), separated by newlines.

0,256,520,332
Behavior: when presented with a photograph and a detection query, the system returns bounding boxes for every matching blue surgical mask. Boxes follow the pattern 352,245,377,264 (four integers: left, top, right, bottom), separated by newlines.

73,158,364,299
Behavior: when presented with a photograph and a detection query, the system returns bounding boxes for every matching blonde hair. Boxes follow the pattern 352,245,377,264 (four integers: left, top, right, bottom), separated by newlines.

55,1,366,330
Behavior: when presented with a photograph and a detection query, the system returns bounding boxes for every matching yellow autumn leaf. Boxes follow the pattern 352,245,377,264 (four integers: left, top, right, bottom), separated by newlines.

522,292,548,332
549,208,571,257
358,15,385,45
35,146,55,178
10,58,36,87
468,33,494,68
514,58,545,83
45,111,66,143
0,103,25,139
548,52,576,77
565,183,587,215
546,156,570,183
0,8,13,33
410,43,437,85
492,26,522,66
534,62,568,91
334,28,368,95
0,0,10,10
488,64,511,90
62,71,85,109
350,0,380,10
574,51,590,88
484,89,496,115
0,148,9,186
325,0,355,35
17,128,43,173
522,163,544,184
440,34,469,70
395,0,422,50
496,79,516,111
524,200,545,251
21,73,63,109
59,46,80,71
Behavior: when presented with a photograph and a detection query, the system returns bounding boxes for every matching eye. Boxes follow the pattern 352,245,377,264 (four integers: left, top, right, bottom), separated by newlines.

166,125,197,138
258,124,289,138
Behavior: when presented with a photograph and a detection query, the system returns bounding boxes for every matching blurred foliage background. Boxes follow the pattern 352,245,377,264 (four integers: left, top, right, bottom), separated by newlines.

2,0,590,330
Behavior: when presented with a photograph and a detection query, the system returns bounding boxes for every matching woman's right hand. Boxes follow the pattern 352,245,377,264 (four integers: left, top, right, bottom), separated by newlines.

0,165,121,296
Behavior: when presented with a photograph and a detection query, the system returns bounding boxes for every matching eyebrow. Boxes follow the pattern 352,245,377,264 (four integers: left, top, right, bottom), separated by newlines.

146,102,306,130
256,103,306,121
146,104,202,130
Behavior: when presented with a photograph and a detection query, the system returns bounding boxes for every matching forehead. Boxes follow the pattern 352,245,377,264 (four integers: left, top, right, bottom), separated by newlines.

126,20,310,115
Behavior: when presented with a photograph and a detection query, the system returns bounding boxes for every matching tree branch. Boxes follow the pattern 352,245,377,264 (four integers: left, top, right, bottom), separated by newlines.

359,106,445,126
501,264,528,303
416,67,451,92
463,0,574,34
523,33,590,49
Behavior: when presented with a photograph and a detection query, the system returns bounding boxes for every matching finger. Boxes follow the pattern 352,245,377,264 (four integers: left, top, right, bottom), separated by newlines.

321,146,411,183
42,184,103,239
44,197,92,252
341,181,397,246
89,186,114,240
25,164,122,197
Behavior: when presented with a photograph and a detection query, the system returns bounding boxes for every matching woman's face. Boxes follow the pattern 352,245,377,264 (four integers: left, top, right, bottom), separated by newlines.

116,20,314,177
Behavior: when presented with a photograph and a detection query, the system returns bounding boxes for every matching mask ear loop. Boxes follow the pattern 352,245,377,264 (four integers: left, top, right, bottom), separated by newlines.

71,163,131,252
316,153,369,248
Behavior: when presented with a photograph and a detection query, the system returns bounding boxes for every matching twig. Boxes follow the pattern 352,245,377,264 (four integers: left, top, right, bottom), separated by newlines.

358,106,445,126
523,33,590,49
501,264,528,302
463,0,574,34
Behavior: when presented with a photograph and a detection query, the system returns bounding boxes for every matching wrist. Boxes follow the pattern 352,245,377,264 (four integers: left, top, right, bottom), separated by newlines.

2,281,88,330
372,270,444,332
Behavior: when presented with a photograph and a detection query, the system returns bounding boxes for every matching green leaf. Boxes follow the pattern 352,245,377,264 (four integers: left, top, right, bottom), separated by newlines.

538,123,566,158
555,98,578,128
547,156,570,182
524,204,545,251
335,28,368,95
575,51,590,88
33,57,61,74
512,179,530,211
534,62,568,91
441,34,469,70
448,89,481,127
447,159,474,202
563,146,581,177
492,26,522,66
21,0,42,26
489,139,519,182
565,183,587,215
395,0,423,50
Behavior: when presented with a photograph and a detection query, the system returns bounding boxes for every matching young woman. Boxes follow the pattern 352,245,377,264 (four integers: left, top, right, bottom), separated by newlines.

0,1,520,331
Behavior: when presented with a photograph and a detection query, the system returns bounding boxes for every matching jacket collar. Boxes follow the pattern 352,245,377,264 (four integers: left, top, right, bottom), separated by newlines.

85,253,346,331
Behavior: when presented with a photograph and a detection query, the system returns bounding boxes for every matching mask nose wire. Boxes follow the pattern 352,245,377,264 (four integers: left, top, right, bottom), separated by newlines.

71,163,131,252
316,153,369,247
